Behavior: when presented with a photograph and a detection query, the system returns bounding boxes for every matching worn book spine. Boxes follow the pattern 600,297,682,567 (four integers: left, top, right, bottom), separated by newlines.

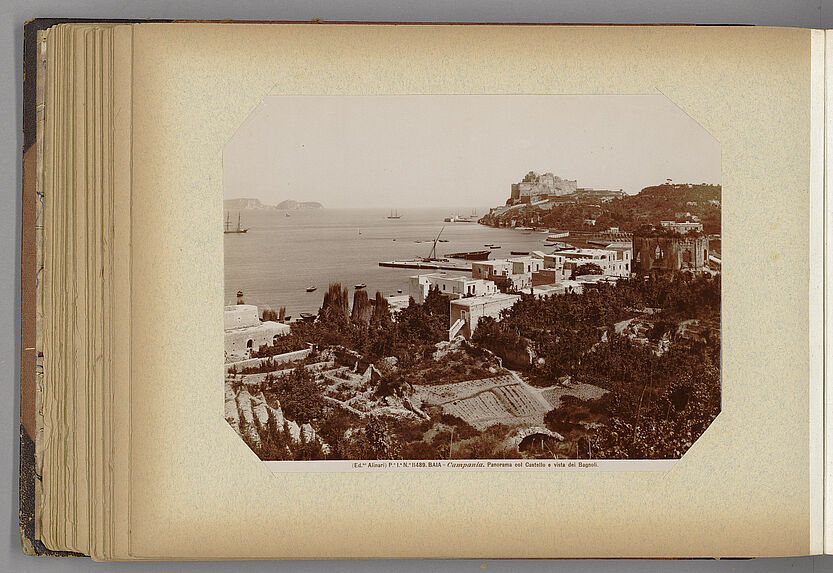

19,19,84,557
20,18,53,557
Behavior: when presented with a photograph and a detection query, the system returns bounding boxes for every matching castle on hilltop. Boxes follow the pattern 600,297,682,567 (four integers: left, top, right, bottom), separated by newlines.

508,171,625,205
510,171,577,203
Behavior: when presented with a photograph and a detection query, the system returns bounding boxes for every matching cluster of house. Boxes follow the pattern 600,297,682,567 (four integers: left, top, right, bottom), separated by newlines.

224,227,714,360
408,245,633,340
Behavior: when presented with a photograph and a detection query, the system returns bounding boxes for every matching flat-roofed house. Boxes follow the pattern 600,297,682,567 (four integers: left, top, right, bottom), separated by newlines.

558,248,631,277
448,293,521,339
470,257,544,291
409,273,498,304
509,257,544,275
471,260,513,281
224,305,291,363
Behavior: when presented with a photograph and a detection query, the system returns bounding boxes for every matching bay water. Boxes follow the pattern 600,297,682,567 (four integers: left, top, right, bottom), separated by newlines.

224,208,552,318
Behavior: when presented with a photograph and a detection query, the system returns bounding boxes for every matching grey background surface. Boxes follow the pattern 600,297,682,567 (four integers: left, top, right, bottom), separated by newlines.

2,1,830,571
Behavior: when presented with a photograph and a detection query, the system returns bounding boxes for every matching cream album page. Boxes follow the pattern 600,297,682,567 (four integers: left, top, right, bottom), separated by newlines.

121,23,820,558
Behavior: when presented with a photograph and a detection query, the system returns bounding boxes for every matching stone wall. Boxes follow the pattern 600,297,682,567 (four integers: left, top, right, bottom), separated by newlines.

226,347,312,374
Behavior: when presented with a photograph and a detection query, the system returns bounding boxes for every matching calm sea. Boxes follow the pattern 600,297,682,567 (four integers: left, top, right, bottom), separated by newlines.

224,208,552,318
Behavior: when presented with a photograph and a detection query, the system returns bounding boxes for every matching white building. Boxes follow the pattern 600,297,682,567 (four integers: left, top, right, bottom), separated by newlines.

470,257,544,291
509,257,544,275
543,248,631,278
471,260,513,281
409,273,498,304
449,293,521,339
224,304,290,363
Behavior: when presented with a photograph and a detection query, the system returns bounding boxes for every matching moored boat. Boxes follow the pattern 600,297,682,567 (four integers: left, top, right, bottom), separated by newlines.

306,286,317,292
444,250,491,261
354,283,367,289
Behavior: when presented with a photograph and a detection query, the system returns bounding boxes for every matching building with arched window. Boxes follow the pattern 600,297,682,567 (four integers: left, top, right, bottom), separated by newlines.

224,304,290,363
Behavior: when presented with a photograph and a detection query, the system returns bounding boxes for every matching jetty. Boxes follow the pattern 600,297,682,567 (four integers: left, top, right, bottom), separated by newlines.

379,260,472,272
379,225,474,272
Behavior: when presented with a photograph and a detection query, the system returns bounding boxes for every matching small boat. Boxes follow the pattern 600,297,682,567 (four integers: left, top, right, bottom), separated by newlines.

299,312,316,322
490,245,501,249
438,239,449,243
354,283,367,289
306,286,317,292
510,250,529,255
445,250,491,261
397,289,403,294
387,209,401,219
484,244,493,247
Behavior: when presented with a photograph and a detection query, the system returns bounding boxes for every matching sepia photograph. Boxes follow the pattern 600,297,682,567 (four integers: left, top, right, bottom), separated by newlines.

222,95,722,463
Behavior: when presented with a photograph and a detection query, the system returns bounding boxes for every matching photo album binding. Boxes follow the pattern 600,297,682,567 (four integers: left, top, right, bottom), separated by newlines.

19,20,829,559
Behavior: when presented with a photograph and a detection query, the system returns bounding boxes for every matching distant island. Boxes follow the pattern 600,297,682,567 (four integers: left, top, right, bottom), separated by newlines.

223,198,324,211
275,199,324,210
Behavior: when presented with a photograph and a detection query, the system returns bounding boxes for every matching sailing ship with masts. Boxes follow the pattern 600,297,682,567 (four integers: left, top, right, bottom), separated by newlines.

224,212,248,234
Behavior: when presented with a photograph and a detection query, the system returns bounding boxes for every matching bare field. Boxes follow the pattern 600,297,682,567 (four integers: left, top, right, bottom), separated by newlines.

541,383,608,409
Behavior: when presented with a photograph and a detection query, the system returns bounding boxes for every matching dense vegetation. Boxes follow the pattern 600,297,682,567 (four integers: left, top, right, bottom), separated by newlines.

240,269,720,461
253,283,451,364
473,272,721,459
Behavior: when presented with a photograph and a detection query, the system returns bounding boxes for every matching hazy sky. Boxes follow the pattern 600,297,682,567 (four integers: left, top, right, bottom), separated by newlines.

224,95,720,209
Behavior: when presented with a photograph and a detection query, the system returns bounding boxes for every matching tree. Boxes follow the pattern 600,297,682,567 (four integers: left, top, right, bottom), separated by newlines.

320,283,350,324
371,291,392,328
263,365,324,424
351,289,372,324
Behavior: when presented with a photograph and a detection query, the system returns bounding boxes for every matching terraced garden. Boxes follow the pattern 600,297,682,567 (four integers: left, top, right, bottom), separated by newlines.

415,375,552,430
